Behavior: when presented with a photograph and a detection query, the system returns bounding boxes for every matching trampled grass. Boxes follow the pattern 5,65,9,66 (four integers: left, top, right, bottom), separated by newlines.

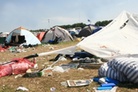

0,40,137,92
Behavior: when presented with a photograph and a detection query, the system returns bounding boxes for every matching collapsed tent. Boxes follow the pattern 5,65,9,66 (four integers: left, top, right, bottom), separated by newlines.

77,11,138,59
5,27,41,46
37,26,73,44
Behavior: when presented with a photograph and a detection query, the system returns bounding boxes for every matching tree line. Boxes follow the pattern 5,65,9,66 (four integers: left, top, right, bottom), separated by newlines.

30,20,112,32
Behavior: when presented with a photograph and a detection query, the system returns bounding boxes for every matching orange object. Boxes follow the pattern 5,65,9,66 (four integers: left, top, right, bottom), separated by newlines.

37,32,46,41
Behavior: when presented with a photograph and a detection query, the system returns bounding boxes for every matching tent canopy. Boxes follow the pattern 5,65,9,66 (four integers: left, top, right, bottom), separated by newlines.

5,27,41,46
40,26,73,43
77,25,97,37
77,11,138,59
37,32,46,41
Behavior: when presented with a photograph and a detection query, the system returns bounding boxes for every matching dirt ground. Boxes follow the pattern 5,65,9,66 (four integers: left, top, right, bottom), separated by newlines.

0,41,137,92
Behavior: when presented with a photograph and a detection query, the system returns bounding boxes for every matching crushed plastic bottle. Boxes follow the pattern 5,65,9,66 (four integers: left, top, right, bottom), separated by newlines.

41,68,53,76
98,77,107,84
50,87,56,92
16,86,29,91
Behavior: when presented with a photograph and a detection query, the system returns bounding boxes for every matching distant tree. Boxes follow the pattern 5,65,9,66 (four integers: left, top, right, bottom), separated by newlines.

59,23,86,29
59,24,72,29
30,29,46,32
29,20,112,32
72,23,86,28
95,20,112,26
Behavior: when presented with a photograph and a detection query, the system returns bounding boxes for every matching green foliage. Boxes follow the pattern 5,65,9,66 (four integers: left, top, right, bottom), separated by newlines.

29,20,112,32
30,29,46,32
95,20,112,26
59,23,86,29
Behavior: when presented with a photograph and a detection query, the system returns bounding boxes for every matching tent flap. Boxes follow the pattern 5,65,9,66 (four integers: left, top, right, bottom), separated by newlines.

77,11,138,59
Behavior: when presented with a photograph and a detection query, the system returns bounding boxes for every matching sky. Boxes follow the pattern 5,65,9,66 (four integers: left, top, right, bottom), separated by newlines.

0,0,138,32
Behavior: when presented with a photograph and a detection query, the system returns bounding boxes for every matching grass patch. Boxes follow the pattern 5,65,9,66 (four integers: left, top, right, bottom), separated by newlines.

0,41,137,92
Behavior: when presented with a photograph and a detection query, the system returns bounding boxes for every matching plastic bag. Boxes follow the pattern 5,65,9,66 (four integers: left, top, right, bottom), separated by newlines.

0,58,35,77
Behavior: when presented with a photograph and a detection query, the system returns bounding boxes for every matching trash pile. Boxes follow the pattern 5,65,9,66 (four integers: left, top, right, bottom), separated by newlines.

0,49,105,79
0,44,27,53
93,77,119,92
8,46,26,53
0,45,135,92
0,45,8,52
60,76,118,92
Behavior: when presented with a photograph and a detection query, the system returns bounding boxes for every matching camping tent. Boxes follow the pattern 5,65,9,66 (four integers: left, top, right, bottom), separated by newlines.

77,11,138,59
37,32,46,41
0,32,9,44
77,25,97,37
5,27,41,46
0,32,9,37
68,28,80,38
12,11,138,60
37,26,73,43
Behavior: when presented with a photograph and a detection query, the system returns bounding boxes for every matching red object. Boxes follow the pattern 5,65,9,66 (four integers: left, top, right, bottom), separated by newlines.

0,64,12,77
37,32,46,41
0,46,6,52
0,58,35,77
0,45,9,52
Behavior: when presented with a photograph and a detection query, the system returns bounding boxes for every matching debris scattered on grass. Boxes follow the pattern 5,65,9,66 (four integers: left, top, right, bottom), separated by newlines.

50,87,56,92
60,81,68,87
15,74,23,78
16,86,29,91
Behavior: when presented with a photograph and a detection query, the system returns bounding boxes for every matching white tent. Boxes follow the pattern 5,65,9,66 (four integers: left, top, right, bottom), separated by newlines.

0,32,9,37
41,26,73,43
5,27,41,46
77,11,138,59
8,11,138,60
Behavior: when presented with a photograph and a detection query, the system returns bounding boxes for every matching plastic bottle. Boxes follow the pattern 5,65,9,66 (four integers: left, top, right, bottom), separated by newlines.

105,77,119,84
101,83,116,87
93,77,107,84
98,77,107,84
50,87,56,92
23,71,43,77
97,86,112,90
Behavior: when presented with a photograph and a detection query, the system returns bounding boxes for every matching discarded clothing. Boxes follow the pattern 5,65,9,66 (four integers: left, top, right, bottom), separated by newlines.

72,51,94,58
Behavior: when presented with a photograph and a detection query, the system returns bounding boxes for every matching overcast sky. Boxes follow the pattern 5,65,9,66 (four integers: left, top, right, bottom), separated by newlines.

0,0,138,32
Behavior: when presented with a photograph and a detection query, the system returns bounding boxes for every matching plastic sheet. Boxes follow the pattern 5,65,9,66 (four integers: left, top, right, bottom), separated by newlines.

0,58,35,77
